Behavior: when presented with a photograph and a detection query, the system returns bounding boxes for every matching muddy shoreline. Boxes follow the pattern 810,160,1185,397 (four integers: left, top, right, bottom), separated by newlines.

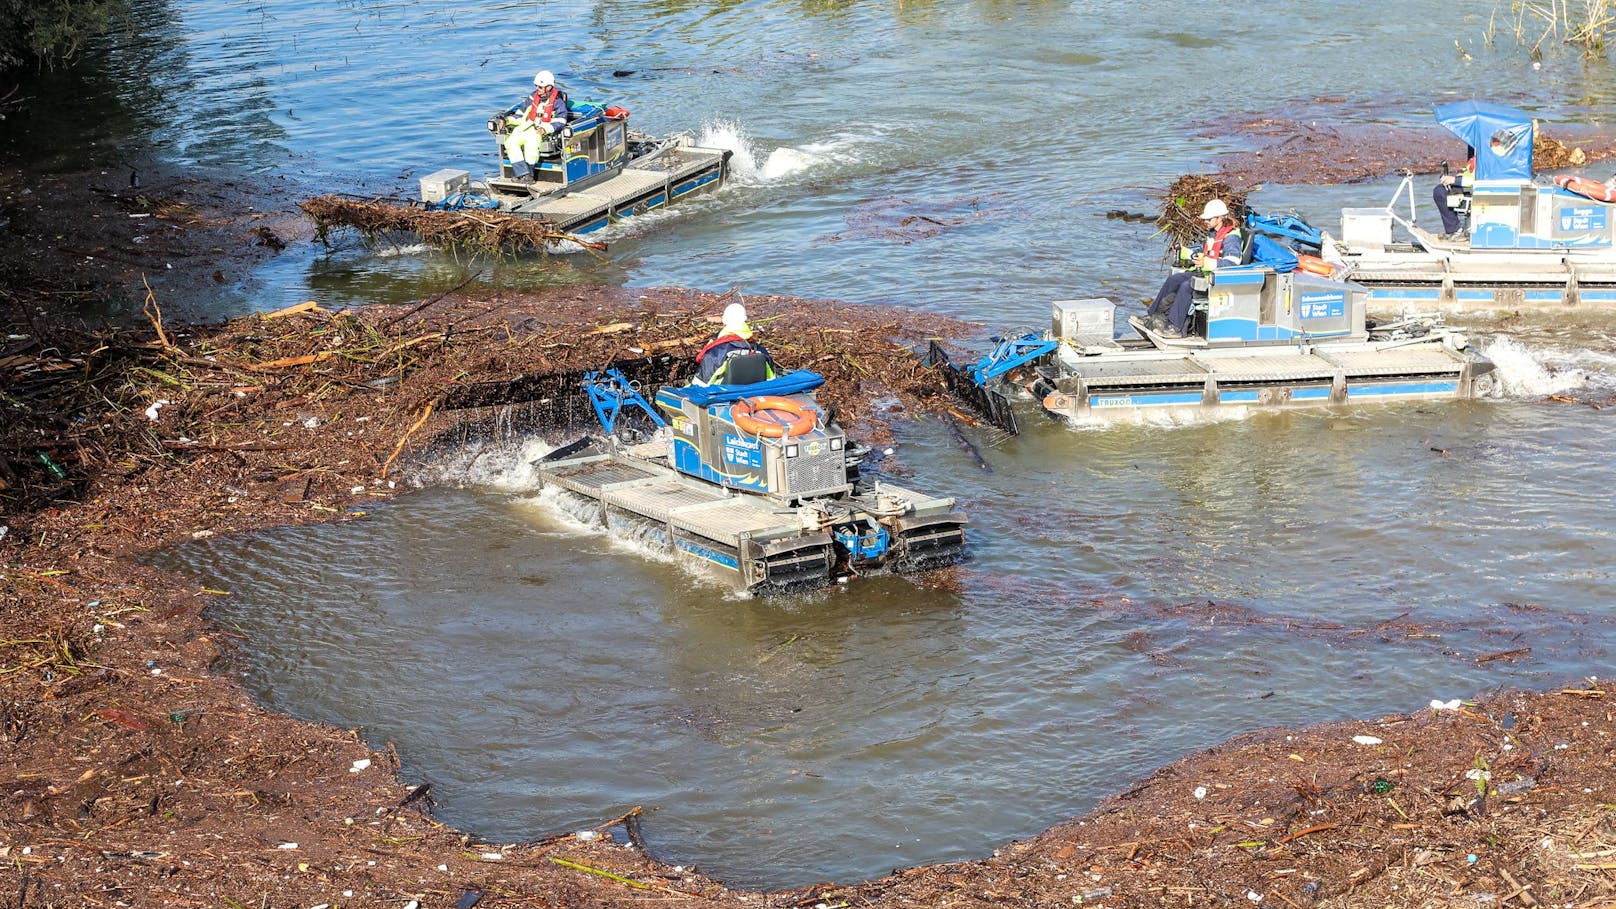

4,141,1616,907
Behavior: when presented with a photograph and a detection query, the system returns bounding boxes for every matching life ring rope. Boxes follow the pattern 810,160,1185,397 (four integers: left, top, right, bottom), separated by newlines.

1555,174,1616,204
731,395,816,438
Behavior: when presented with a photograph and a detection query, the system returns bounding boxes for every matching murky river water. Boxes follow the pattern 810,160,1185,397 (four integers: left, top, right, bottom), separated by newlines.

34,0,1616,890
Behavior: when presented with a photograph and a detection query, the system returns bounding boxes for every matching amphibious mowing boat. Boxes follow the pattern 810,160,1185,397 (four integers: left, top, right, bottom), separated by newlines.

933,224,1495,430
415,99,730,236
1325,100,1616,310
529,364,967,593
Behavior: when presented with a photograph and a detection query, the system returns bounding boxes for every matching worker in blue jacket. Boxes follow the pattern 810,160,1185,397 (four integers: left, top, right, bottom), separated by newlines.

694,303,778,385
1143,199,1244,338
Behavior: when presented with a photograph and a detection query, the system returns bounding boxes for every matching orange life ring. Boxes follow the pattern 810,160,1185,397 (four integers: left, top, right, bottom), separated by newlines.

1296,254,1333,276
731,395,816,438
1555,174,1616,203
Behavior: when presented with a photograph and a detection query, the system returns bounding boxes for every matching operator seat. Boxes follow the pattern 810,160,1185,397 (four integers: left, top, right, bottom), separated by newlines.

721,351,770,385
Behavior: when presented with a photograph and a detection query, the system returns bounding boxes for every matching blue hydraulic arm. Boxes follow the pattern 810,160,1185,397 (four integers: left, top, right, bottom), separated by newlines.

967,334,1058,387
583,368,667,434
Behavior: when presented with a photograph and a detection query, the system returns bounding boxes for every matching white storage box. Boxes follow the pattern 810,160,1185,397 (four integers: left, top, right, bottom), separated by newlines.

1341,208,1392,247
420,169,470,204
1052,298,1115,341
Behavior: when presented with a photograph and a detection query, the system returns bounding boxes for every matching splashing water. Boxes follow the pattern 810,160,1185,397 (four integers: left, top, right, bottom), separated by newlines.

1482,336,1589,397
513,486,748,590
375,243,434,258
411,437,554,491
698,119,834,184
697,119,758,174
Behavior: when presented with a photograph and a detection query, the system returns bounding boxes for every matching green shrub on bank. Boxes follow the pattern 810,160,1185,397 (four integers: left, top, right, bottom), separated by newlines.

0,0,128,71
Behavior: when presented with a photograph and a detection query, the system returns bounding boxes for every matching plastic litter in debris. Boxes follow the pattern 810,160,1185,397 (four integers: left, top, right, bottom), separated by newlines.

1193,786,1208,799
1467,853,1479,864
36,451,66,479
576,830,601,841
1247,891,1262,902
276,842,298,849
145,400,170,421
350,759,371,773
1429,698,1462,711
481,852,504,860
1352,735,1383,746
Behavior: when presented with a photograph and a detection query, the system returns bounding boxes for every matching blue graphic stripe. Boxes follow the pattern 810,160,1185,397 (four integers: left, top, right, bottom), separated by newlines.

1091,392,1204,408
1346,381,1459,398
676,538,740,570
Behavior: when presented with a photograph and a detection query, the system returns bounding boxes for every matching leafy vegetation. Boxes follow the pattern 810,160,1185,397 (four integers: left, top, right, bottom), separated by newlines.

0,0,129,71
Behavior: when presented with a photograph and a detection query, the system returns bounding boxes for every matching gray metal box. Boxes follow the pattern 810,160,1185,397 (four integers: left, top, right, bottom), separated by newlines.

1052,298,1115,342
420,168,470,203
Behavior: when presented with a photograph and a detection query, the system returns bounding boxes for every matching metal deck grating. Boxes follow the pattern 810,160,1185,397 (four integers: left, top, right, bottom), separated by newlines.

603,479,725,524
540,459,659,495
672,500,798,545
1064,357,1207,385
1197,353,1339,381
1320,347,1465,377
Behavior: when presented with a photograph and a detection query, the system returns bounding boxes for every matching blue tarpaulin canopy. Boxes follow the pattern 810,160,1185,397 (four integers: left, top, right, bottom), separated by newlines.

1433,100,1534,181
671,369,825,405
1248,234,1299,273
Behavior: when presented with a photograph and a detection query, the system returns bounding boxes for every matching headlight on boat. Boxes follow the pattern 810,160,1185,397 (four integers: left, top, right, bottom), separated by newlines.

785,443,799,458
830,438,843,451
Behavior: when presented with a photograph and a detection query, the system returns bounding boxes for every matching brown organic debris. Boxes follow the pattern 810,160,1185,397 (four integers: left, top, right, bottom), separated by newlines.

5,160,1616,909
1157,174,1250,253
299,193,602,255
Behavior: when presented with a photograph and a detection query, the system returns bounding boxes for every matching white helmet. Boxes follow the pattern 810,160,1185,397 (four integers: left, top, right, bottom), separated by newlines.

533,70,555,88
1199,198,1230,219
722,302,748,331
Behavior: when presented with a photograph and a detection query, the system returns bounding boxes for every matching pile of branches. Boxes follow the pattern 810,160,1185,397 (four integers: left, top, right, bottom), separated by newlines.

1156,175,1249,252
299,195,592,256
426,290,972,448
1535,132,1591,169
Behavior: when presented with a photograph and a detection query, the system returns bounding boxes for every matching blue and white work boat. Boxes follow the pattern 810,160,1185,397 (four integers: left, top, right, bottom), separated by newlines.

416,101,730,235
533,367,966,592
934,230,1495,429
1326,100,1616,311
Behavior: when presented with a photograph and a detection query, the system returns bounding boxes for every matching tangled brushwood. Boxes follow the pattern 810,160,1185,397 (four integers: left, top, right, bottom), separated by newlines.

1157,174,1249,253
299,194,599,255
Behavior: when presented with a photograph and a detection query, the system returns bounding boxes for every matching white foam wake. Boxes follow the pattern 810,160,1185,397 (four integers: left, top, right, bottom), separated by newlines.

697,119,843,185
410,437,554,491
1481,336,1590,397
